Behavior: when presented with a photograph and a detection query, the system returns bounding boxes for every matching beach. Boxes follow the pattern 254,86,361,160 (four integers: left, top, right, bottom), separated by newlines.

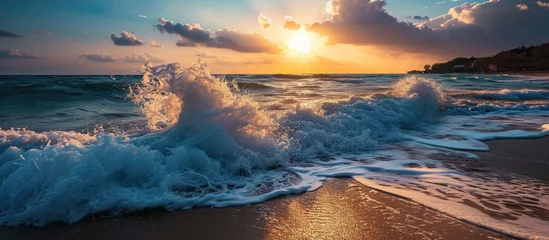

0,182,510,240
3,137,548,240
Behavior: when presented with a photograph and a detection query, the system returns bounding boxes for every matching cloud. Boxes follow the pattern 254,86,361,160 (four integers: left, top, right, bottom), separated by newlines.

208,28,281,53
138,15,148,19
150,40,164,48
79,53,162,63
154,18,281,53
407,16,430,21
196,51,219,59
154,20,211,43
110,31,144,46
79,53,121,62
283,20,302,31
516,4,528,10
0,28,22,38
0,49,39,59
124,53,163,63
257,13,272,29
35,30,52,36
537,1,549,7
305,0,549,57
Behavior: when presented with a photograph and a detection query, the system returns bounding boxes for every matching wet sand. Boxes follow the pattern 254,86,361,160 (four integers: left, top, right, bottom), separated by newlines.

0,179,509,240
476,137,549,182
3,138,549,240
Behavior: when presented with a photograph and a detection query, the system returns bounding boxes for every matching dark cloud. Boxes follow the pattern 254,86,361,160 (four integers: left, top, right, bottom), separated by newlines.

0,49,39,59
282,20,302,31
306,0,549,57
257,14,272,30
407,16,430,21
0,28,22,38
154,18,281,53
79,53,120,62
110,31,144,46
208,28,281,53
154,20,212,43
79,53,162,63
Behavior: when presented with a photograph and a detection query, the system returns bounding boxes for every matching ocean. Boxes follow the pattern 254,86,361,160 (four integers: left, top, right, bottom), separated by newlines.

1,63,549,238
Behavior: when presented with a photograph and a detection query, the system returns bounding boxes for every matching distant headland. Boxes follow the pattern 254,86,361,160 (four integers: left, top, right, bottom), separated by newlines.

408,42,549,75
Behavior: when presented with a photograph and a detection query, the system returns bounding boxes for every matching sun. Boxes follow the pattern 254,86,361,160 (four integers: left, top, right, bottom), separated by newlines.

288,31,311,54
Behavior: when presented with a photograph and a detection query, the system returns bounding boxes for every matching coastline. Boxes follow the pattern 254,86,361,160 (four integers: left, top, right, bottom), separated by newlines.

406,71,549,77
3,138,549,239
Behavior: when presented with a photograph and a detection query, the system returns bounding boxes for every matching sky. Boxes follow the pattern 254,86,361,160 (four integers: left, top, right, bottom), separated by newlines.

1,0,549,74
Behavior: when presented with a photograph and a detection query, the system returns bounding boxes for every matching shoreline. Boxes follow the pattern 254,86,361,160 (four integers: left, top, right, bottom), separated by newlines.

0,179,511,240
1,138,548,240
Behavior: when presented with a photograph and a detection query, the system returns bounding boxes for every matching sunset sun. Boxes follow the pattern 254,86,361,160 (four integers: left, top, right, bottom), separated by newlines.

288,31,311,54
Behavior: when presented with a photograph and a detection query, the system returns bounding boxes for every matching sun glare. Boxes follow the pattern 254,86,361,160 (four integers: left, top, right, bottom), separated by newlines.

288,31,311,54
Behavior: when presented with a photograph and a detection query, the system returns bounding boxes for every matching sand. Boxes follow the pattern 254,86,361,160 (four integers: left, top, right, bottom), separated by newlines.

3,138,549,240
476,137,549,182
0,179,510,240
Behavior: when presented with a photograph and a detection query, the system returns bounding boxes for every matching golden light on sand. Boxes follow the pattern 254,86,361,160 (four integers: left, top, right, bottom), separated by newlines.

288,31,311,54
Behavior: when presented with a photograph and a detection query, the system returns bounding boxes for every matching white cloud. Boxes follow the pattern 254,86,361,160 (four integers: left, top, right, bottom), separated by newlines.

537,1,549,7
150,40,164,48
516,4,528,10
257,13,272,30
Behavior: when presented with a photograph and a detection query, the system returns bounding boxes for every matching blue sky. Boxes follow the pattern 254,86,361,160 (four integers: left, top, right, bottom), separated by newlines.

1,0,459,39
1,0,548,74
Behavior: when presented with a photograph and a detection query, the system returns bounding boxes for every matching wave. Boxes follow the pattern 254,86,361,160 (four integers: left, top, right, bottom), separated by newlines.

456,89,549,100
235,82,276,91
0,63,443,226
1,63,548,238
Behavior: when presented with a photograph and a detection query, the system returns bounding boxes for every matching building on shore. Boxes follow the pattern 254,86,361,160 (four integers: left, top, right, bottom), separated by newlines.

454,65,465,72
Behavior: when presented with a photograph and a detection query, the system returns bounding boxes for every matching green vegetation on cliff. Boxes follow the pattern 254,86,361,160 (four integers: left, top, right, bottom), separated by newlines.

409,42,549,74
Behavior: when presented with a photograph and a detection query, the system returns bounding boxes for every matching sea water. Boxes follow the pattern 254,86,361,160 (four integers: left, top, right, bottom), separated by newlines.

1,63,549,238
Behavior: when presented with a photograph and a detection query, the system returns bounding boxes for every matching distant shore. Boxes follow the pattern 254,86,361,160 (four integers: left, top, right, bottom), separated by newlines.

406,70,549,77
3,137,549,240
